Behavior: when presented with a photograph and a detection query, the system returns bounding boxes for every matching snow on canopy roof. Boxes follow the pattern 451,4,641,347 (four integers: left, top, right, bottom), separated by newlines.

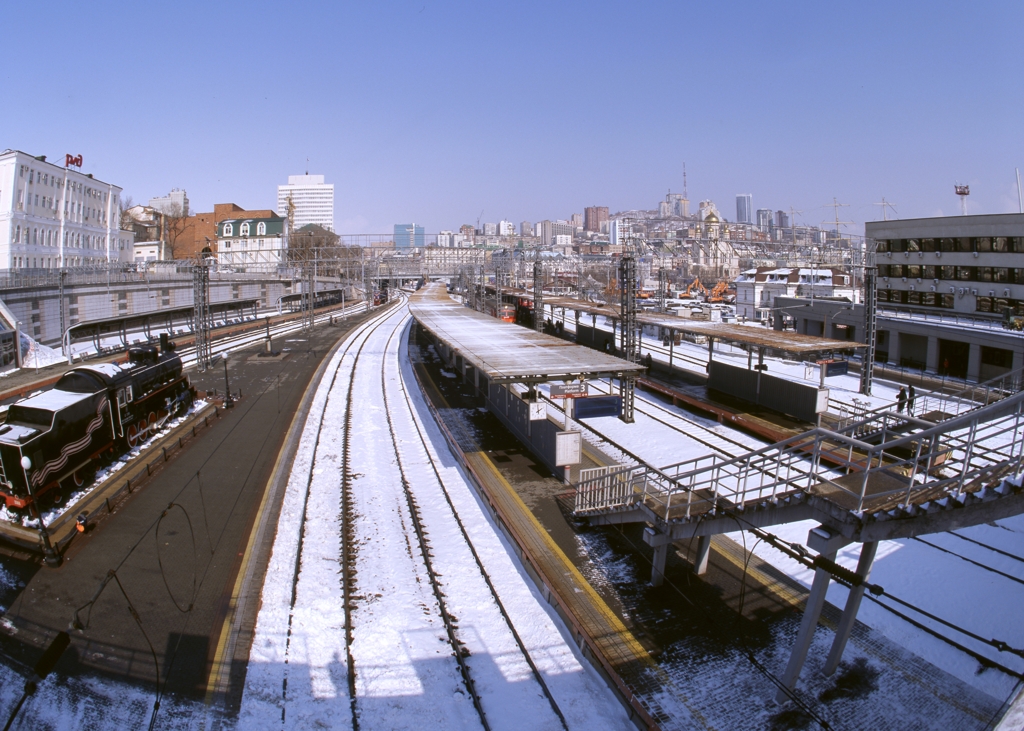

409,284,645,383
522,293,866,354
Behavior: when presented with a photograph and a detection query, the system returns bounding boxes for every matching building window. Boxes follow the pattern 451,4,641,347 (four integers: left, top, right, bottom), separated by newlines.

240,222,250,236
257,222,266,235
977,297,993,313
223,223,233,236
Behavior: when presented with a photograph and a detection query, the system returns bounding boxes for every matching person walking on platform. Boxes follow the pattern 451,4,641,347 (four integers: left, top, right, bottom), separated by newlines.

897,386,907,414
908,385,917,416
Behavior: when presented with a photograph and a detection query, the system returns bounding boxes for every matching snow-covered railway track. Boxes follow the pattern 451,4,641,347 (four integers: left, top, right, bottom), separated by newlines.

241,294,623,730
588,376,763,458
379,320,568,731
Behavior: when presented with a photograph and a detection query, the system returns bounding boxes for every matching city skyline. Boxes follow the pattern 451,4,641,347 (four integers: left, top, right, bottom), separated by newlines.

4,1,1022,237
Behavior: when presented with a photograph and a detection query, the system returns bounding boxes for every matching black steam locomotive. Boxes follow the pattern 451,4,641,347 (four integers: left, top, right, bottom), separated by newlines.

0,337,194,513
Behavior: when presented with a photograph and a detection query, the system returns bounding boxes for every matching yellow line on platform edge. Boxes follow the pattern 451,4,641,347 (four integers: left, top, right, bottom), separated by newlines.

470,451,649,655
418,356,652,667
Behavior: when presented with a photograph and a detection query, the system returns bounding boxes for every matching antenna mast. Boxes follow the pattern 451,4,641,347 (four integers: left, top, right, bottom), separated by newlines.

955,183,970,215
873,197,898,221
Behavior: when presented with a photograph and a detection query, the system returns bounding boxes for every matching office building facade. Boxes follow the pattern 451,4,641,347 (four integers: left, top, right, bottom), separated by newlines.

149,189,189,217
0,148,133,268
277,174,334,232
736,194,752,224
394,223,424,249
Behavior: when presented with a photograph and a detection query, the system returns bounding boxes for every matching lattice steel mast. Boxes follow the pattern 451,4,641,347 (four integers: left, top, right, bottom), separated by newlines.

193,261,212,370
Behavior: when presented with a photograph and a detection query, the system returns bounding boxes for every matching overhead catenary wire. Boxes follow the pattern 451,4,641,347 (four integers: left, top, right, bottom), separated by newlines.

911,535,1024,587
603,519,835,729
729,516,1024,673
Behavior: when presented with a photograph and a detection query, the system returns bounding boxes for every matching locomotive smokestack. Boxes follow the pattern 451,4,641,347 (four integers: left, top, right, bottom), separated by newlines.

160,333,170,353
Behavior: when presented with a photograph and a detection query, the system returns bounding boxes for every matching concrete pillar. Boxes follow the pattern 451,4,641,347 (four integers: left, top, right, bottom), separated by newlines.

776,550,836,703
651,542,669,587
669,331,674,369
1013,347,1024,374
823,541,878,676
968,343,982,383
693,534,712,575
926,336,940,373
888,330,902,367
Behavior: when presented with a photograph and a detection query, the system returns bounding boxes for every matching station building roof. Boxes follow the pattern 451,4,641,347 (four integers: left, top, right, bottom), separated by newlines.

409,283,646,384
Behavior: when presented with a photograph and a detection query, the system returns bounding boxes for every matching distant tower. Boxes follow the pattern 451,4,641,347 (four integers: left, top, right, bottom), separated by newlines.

736,194,753,224
955,183,970,215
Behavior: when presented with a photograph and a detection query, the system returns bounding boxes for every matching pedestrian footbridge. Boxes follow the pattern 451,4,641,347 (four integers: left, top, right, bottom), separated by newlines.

573,386,1024,700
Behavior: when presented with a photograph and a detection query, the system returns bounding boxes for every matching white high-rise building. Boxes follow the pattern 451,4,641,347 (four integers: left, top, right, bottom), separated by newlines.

277,174,334,232
0,149,134,268
150,189,189,217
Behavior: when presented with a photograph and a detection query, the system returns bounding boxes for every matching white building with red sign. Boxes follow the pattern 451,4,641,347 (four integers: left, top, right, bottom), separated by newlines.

0,149,134,269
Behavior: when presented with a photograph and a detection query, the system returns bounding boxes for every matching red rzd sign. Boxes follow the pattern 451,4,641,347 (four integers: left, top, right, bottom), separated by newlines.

65,154,83,168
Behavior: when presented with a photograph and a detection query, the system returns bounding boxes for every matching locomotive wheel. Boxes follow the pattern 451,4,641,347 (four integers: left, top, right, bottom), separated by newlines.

128,423,140,447
51,486,64,505
148,412,158,435
74,468,96,489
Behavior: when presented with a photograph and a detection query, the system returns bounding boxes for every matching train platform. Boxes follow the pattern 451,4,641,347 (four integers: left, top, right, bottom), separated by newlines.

410,283,645,386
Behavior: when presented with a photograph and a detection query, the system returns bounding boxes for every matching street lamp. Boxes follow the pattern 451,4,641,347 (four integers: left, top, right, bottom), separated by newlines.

222,351,234,408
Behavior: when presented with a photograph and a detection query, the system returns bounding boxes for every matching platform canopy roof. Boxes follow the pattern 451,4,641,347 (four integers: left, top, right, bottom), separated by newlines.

409,284,645,384
635,313,865,354
523,293,865,355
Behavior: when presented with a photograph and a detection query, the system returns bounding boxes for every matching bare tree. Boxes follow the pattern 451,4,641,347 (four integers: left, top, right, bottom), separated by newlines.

157,203,192,260
119,195,137,231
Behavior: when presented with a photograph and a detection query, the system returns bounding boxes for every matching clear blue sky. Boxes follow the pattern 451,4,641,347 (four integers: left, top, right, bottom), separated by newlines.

6,1,1022,235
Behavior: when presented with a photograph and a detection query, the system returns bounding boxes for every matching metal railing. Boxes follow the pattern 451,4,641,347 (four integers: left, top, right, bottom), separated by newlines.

575,389,1024,519
827,364,1024,436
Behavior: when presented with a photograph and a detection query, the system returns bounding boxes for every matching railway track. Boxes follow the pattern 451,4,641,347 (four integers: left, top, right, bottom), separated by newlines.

265,294,573,729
